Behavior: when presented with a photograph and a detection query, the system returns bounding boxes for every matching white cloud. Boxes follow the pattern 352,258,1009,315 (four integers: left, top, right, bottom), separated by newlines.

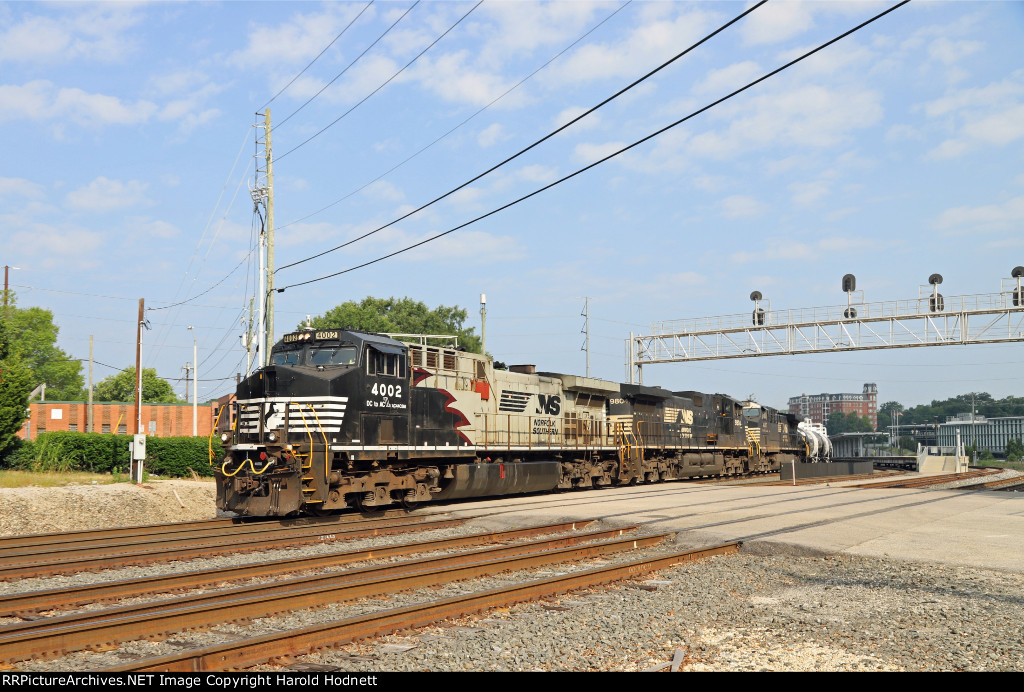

962,104,1024,146
553,106,601,131
0,80,158,126
0,6,141,65
0,177,45,199
695,61,762,96
228,4,370,68
933,196,1024,234
573,141,627,166
9,223,103,267
739,1,814,46
65,177,149,211
689,85,883,159
134,219,180,239
361,181,405,203
928,37,983,66
477,123,505,148
729,234,880,265
789,181,831,208
541,7,718,87
719,195,765,219
516,165,558,184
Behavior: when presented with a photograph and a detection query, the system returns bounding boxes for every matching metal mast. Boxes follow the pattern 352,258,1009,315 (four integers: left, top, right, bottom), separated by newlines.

581,297,591,378
253,110,276,366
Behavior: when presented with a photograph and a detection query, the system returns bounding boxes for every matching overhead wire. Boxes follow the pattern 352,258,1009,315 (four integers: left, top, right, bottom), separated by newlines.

275,0,482,160
260,1,375,111
275,0,768,273
273,1,420,134
277,0,911,293
276,0,633,232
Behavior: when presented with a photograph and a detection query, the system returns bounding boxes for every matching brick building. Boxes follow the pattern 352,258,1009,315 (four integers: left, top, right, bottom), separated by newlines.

788,383,878,430
18,401,217,440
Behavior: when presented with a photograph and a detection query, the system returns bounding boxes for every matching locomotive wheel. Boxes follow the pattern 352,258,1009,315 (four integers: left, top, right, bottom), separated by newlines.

353,494,387,518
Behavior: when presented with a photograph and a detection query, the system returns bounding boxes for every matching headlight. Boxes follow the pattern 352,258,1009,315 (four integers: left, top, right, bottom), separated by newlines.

220,433,229,442
267,431,278,442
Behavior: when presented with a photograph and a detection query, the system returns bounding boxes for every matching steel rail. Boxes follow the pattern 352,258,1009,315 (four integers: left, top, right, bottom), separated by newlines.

0,510,418,554
107,541,742,672
849,469,1000,489
0,520,597,616
0,517,466,580
0,527,658,663
954,474,1024,491
0,509,417,550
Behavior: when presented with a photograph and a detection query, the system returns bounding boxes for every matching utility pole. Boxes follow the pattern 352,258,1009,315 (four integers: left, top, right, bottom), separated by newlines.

183,362,192,404
265,109,275,363
88,335,94,433
188,325,197,437
3,265,19,318
134,298,144,435
253,111,275,366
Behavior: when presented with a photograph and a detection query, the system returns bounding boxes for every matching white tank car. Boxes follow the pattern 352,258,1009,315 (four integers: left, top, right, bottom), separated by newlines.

798,421,832,461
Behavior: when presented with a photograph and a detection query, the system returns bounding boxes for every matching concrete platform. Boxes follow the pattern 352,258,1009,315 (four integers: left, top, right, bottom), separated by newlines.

419,479,1024,573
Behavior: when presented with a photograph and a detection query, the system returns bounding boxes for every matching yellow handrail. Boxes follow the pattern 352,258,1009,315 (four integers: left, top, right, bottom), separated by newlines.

208,404,226,466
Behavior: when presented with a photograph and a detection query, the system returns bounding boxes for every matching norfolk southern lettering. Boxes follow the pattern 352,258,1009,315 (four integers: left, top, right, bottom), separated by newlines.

216,329,812,516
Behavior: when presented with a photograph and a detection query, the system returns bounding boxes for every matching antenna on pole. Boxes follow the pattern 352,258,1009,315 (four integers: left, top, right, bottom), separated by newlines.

480,293,487,354
581,297,590,378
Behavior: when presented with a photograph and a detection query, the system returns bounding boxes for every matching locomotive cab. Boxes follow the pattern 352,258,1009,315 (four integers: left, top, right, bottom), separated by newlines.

217,329,414,516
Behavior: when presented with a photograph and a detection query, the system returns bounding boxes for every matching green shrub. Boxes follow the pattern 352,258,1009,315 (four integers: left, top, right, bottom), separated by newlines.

0,432,220,478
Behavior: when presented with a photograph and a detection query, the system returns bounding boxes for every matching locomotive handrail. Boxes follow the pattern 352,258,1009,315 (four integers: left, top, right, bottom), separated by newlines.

208,405,227,466
303,403,331,483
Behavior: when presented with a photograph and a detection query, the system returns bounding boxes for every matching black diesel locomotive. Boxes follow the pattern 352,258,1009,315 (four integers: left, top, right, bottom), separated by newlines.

215,328,810,516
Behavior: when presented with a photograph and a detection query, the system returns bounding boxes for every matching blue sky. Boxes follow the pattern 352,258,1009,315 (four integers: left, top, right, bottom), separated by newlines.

1,1,1022,411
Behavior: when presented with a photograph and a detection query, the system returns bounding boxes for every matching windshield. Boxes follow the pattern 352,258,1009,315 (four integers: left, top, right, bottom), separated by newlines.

309,345,358,366
272,350,302,366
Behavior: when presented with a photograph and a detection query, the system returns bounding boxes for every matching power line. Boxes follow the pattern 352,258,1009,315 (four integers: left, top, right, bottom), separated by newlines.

276,0,633,232
276,0,482,160
273,1,420,135
276,0,766,273
147,252,253,311
260,1,375,111
277,1,910,293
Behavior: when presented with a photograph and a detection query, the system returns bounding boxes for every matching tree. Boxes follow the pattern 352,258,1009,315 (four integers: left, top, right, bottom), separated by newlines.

826,411,874,436
93,367,180,403
876,400,904,431
0,320,32,460
3,303,85,401
306,297,483,353
1006,438,1024,462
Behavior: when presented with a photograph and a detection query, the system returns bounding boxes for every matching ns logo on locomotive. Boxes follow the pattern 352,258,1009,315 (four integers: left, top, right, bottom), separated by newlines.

215,328,817,516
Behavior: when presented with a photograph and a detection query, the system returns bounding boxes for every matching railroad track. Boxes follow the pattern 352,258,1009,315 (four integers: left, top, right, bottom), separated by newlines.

0,518,740,671
0,513,463,580
848,468,1002,489
952,474,1024,491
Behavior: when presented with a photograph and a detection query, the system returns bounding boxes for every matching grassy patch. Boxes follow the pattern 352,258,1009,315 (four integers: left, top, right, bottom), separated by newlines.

0,470,123,488
976,459,1024,472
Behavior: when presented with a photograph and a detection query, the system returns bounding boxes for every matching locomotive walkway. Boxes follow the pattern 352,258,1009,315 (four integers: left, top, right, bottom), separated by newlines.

417,474,1024,573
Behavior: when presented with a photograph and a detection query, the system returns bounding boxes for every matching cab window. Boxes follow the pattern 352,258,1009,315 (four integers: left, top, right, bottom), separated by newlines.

366,347,404,377
272,350,302,366
309,345,358,366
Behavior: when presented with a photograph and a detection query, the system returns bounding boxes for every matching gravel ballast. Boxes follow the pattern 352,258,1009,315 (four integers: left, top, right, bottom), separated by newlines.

1,480,1021,672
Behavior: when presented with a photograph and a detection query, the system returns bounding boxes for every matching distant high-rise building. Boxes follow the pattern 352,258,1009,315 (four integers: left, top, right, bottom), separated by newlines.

788,383,878,430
